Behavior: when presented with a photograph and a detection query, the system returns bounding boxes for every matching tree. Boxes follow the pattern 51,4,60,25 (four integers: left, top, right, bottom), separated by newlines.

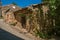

12,2,17,5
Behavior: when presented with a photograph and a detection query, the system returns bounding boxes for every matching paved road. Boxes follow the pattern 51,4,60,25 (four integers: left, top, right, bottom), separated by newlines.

0,28,24,40
0,19,34,40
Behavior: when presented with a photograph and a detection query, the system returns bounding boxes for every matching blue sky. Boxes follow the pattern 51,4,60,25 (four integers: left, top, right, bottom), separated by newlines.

2,0,42,8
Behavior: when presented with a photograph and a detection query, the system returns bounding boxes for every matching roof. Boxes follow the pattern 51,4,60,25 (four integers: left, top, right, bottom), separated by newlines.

2,4,22,12
2,2,48,14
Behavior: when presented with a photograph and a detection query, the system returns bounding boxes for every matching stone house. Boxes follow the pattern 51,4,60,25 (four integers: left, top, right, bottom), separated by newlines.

2,4,33,28
2,4,22,24
2,3,49,33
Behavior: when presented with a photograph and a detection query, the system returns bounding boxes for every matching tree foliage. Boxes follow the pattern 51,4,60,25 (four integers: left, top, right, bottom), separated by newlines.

40,0,60,38
33,0,60,39
12,2,17,5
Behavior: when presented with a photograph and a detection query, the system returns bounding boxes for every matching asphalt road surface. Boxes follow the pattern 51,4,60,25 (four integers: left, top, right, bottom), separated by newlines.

0,28,24,40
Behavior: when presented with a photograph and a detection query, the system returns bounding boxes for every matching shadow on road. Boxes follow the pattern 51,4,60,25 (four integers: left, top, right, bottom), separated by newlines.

0,28,24,40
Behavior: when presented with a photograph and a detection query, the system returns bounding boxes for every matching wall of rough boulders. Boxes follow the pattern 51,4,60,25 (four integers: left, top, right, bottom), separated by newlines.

13,4,49,34
2,3,50,36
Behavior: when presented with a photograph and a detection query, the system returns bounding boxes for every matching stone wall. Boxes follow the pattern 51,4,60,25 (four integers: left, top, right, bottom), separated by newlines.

2,3,49,35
